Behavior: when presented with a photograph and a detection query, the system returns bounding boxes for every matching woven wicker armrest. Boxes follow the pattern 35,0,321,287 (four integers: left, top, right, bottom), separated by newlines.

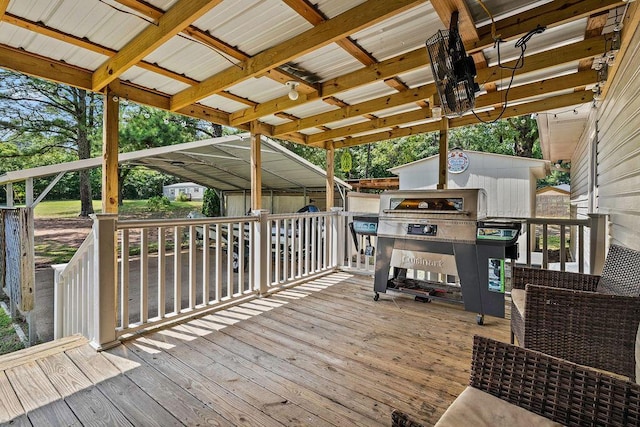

522,284,640,379
471,335,640,426
512,266,600,291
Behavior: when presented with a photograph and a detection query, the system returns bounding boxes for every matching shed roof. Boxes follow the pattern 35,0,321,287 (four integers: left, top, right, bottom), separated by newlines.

389,150,550,178
0,134,351,192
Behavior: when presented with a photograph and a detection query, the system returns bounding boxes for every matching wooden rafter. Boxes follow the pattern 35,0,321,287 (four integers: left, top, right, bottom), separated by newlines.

282,0,377,67
229,48,428,126
92,0,222,91
0,0,9,18
0,43,252,131
0,13,256,107
230,1,610,129
305,70,596,147
170,0,424,111
330,91,592,149
115,0,317,94
470,0,624,52
274,37,604,138
430,0,479,42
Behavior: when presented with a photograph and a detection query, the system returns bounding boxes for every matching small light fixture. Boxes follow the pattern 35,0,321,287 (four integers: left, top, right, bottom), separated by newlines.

285,81,300,101
431,106,442,119
555,159,563,169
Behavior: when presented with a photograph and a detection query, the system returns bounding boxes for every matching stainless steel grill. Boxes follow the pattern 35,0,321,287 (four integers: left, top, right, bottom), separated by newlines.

373,189,520,324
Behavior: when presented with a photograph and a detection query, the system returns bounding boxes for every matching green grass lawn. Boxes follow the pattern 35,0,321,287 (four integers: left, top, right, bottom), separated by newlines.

0,307,24,356
34,199,202,218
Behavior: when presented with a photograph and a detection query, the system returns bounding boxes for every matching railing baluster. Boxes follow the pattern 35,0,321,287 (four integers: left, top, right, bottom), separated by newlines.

215,224,223,302
120,229,129,329
157,227,166,318
560,224,566,271
140,228,149,324
226,222,233,298
189,225,197,309
202,224,210,305
174,226,182,314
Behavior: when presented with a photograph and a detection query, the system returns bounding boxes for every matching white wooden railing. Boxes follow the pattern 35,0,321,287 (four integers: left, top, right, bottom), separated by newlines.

53,209,340,348
52,229,96,341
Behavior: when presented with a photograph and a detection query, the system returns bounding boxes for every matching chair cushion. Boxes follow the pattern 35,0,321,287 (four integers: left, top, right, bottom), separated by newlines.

511,288,526,317
434,387,562,427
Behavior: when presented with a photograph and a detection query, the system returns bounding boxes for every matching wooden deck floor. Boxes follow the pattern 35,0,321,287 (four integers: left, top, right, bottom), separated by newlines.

1,272,510,426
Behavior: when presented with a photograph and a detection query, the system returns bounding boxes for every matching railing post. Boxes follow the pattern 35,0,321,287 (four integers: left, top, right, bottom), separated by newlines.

252,209,269,295
91,213,119,350
588,213,608,275
331,208,344,269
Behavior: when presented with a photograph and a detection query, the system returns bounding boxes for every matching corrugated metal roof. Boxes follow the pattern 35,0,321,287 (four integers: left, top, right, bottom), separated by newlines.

0,0,633,160
0,134,351,192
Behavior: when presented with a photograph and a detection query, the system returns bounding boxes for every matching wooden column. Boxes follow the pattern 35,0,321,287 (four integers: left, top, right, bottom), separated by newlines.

437,117,449,190
326,142,335,210
102,87,119,214
250,121,262,211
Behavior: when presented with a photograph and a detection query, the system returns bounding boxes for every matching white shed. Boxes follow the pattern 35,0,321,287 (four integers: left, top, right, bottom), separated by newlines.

389,150,550,218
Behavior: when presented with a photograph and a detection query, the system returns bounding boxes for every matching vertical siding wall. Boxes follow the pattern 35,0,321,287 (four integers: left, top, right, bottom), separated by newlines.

575,24,640,250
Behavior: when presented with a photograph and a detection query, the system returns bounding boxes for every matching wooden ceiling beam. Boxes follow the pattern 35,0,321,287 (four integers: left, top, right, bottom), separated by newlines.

601,0,639,99
115,0,317,94
282,0,377,66
306,70,595,146
0,43,250,131
0,12,255,106
231,4,607,128
470,0,624,52
229,47,427,126
276,37,604,137
273,83,436,136
170,0,424,111
0,0,9,17
430,0,479,42
92,0,221,91
331,91,592,149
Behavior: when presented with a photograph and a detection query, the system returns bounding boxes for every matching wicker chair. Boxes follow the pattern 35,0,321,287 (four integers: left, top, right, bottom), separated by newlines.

511,244,640,380
392,335,640,427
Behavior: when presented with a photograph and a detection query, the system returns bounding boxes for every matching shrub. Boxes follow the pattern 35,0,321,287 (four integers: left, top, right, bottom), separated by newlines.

147,195,171,211
176,192,191,202
202,188,220,217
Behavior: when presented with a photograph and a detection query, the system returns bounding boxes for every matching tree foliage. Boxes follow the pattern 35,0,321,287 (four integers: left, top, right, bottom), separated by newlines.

0,70,101,214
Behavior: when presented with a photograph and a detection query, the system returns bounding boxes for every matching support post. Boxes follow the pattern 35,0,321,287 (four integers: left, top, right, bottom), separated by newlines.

252,209,269,296
250,122,262,211
91,213,119,350
437,117,449,190
326,142,335,210
102,87,119,214
588,213,608,275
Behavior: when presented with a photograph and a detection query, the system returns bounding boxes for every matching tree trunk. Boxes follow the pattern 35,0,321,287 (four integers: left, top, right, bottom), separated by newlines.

510,117,538,158
77,89,94,217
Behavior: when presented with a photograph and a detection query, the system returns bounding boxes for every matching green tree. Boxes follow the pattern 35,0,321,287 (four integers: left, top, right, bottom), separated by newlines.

0,70,101,215
202,188,221,217
117,104,222,204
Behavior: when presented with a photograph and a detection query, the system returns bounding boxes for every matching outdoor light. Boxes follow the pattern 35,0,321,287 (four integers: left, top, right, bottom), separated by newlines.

431,106,442,119
285,81,300,101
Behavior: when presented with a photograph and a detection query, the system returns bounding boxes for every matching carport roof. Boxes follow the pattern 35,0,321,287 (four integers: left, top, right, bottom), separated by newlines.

0,134,351,192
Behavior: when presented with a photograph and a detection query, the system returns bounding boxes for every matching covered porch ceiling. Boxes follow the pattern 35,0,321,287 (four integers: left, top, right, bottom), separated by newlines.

0,0,638,158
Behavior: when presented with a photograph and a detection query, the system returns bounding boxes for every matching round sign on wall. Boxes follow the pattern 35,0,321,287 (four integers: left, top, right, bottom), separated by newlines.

447,148,469,174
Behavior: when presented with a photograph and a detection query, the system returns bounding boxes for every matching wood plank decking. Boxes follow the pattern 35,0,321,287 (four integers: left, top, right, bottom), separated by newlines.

0,272,510,426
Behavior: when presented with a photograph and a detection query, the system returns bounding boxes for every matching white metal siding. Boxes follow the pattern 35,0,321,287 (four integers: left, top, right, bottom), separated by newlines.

591,24,640,250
